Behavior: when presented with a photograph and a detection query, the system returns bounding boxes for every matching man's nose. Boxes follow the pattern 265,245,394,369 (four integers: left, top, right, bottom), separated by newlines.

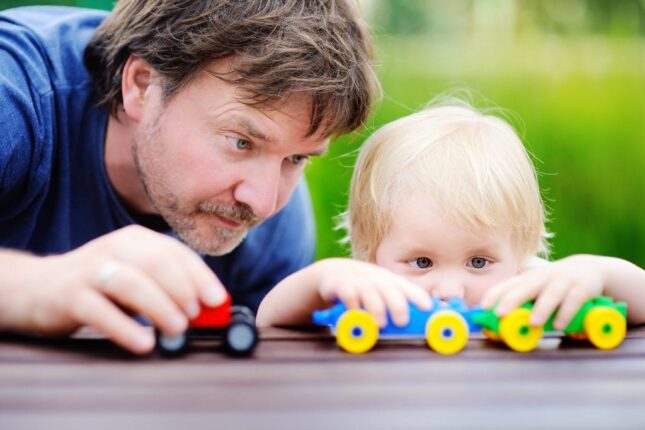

430,276,465,301
234,163,281,219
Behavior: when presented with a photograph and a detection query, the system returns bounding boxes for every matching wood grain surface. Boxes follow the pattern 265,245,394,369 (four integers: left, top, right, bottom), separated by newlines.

2,325,645,430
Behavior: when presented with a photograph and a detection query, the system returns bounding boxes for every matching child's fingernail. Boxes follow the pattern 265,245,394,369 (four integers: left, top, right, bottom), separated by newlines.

394,316,409,327
377,313,389,327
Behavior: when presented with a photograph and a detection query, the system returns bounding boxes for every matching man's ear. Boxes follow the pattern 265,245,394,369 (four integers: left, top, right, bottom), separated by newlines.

121,55,156,122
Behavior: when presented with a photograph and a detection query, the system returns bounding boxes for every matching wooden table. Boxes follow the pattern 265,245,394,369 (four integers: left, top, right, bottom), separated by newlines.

2,325,645,430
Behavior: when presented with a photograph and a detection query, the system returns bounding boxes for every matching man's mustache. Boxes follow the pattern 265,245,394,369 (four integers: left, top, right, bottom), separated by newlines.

197,201,262,225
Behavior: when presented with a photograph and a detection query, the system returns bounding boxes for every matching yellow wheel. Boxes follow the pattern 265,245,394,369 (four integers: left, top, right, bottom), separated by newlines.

584,307,626,350
335,309,379,354
425,310,469,355
499,308,543,352
482,329,500,341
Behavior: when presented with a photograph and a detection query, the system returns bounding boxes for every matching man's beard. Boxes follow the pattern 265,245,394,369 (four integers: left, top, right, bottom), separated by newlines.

161,198,261,256
132,120,262,256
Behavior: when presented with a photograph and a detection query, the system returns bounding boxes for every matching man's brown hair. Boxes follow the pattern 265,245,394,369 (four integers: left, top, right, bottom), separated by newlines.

84,0,379,137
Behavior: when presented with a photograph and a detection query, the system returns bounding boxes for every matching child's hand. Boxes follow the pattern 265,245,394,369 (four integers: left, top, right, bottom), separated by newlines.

481,255,604,330
313,258,432,327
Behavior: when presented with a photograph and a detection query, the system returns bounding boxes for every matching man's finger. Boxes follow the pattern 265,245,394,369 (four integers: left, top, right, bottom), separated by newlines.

173,249,227,308
94,262,188,336
69,289,155,354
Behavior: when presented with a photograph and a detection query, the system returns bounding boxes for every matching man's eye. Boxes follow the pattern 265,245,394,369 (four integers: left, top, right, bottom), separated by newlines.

469,257,490,269
226,136,252,150
288,154,310,165
408,257,432,269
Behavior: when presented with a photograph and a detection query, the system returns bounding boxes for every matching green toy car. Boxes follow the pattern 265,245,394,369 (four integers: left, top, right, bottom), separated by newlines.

474,296,627,352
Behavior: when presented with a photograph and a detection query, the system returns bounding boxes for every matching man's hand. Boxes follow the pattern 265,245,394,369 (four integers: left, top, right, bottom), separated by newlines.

0,225,227,354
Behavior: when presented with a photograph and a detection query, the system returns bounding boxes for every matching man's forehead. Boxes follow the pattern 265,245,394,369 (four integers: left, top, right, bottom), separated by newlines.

202,58,332,140
245,95,333,143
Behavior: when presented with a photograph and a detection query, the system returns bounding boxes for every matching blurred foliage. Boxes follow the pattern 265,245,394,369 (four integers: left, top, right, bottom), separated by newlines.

370,0,645,37
308,0,644,267
0,0,112,9
1,0,643,266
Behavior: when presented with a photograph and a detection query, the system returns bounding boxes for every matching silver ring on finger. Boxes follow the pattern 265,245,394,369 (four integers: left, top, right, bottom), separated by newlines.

96,260,121,288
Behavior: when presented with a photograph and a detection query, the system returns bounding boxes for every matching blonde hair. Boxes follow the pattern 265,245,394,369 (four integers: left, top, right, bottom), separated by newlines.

346,102,550,263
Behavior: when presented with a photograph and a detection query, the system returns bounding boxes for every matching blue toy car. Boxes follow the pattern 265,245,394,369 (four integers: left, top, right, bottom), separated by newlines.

312,298,484,354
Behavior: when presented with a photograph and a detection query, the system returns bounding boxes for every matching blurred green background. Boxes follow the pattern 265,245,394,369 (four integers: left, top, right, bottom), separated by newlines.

1,0,643,266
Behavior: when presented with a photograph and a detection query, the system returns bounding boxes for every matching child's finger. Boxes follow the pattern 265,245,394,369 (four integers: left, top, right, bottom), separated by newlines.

553,285,594,330
494,274,551,316
375,282,411,327
331,281,360,310
397,279,432,310
356,285,388,327
480,279,514,309
528,279,571,326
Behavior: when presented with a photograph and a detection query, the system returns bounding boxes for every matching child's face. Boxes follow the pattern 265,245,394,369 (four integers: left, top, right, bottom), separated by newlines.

373,193,523,305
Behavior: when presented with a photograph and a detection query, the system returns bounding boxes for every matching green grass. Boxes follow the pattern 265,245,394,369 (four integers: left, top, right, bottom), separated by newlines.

307,35,645,266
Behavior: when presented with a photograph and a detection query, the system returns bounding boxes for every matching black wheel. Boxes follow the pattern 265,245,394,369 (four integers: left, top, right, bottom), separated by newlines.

224,307,258,356
155,329,189,356
231,305,255,323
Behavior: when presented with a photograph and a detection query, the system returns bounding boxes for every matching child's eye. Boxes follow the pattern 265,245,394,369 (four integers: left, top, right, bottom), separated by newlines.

408,257,433,269
226,136,252,150
468,257,490,269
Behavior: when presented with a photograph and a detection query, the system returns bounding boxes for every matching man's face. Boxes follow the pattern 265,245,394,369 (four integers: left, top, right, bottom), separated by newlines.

132,61,328,256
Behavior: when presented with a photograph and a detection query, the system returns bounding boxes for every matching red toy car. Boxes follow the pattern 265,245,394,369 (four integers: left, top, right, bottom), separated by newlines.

155,293,258,356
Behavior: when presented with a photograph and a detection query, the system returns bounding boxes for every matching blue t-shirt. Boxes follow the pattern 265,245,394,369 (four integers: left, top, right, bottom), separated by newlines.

0,6,315,313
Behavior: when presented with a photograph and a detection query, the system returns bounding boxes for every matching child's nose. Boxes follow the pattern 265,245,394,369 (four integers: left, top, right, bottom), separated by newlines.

430,278,465,301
